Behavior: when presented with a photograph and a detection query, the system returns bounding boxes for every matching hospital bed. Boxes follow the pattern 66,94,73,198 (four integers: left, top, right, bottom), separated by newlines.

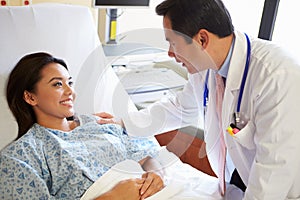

0,3,224,199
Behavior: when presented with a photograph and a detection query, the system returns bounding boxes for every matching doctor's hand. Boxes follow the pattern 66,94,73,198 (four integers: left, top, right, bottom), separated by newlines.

95,178,144,200
140,172,164,200
94,112,124,128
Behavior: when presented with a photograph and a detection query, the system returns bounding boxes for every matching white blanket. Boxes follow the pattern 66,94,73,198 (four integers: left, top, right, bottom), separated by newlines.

81,147,224,200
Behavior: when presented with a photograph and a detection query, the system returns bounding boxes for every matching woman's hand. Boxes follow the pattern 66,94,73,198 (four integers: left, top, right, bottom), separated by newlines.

140,172,164,200
95,178,144,200
94,112,124,128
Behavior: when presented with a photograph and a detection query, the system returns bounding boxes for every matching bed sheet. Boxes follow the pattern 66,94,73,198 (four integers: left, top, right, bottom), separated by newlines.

81,147,224,200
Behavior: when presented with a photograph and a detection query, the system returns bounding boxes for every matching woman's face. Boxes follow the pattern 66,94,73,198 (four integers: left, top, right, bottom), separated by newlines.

26,63,76,122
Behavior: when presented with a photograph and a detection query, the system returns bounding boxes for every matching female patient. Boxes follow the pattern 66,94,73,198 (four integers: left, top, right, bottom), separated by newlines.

0,52,164,200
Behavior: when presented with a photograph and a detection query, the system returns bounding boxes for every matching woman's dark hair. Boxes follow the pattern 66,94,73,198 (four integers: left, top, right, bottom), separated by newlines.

6,52,68,139
156,0,234,43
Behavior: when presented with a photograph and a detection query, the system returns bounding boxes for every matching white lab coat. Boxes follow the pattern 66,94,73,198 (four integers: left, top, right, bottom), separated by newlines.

123,31,300,199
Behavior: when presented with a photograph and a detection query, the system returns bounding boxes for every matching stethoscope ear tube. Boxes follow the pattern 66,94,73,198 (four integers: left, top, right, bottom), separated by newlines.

236,33,251,113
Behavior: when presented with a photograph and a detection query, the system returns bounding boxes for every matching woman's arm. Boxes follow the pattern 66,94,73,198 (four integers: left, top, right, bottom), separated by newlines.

0,154,53,199
139,156,165,177
95,179,144,200
138,156,165,199
94,157,164,200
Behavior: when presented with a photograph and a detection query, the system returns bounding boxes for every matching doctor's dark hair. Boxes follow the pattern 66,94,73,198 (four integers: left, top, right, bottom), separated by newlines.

156,0,234,43
6,52,68,139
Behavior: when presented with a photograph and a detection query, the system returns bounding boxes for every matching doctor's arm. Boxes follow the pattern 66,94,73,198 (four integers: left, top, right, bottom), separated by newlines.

96,112,124,127
97,75,203,137
243,72,300,199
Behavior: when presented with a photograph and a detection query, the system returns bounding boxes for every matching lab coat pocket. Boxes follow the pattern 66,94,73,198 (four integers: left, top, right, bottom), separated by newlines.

233,121,255,150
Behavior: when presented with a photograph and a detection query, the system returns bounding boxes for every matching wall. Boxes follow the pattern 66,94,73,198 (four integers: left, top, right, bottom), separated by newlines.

2,0,163,45
272,0,300,62
2,0,99,30
108,0,164,46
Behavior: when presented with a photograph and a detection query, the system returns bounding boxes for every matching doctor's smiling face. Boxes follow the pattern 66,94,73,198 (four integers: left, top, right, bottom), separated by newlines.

163,15,216,74
24,63,76,124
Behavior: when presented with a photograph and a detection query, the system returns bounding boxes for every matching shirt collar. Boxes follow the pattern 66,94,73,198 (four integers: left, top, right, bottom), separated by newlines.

217,36,235,78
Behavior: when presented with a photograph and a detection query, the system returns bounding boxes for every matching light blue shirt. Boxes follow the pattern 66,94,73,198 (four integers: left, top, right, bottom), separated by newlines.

218,36,235,78
0,114,160,199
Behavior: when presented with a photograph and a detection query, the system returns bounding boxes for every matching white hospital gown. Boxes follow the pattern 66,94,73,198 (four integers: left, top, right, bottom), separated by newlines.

0,114,160,200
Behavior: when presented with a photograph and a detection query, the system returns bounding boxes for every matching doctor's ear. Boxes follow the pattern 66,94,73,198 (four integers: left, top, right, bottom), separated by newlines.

194,29,209,48
23,90,37,106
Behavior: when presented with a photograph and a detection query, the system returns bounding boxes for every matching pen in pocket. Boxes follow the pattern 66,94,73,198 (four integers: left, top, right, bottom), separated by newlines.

226,123,240,136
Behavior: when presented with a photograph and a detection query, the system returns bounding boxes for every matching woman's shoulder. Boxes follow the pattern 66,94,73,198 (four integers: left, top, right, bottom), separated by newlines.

0,124,41,157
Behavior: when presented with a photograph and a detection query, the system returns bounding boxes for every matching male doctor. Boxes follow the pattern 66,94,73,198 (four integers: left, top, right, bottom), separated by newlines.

100,0,300,199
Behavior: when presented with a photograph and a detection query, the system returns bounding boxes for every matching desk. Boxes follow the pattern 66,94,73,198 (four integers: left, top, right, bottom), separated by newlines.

103,42,163,57
114,64,187,107
104,43,188,107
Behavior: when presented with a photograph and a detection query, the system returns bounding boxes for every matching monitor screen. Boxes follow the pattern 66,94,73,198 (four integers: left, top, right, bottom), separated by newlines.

93,0,150,8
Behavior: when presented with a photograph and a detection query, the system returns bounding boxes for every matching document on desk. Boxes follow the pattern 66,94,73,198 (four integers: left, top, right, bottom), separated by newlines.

118,68,187,95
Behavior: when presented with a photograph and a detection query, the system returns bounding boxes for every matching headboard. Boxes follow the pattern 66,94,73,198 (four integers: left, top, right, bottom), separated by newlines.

0,3,135,150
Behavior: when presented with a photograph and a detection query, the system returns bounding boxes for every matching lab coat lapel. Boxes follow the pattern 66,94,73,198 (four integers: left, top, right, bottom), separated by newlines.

204,31,250,180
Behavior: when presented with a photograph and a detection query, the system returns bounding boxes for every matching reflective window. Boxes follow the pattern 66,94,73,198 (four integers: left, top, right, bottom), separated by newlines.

117,0,265,38
223,0,265,37
104,0,299,63
117,0,164,34
272,0,300,62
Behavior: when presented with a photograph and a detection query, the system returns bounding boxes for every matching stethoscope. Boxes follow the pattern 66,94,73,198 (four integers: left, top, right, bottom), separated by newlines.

203,33,251,126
